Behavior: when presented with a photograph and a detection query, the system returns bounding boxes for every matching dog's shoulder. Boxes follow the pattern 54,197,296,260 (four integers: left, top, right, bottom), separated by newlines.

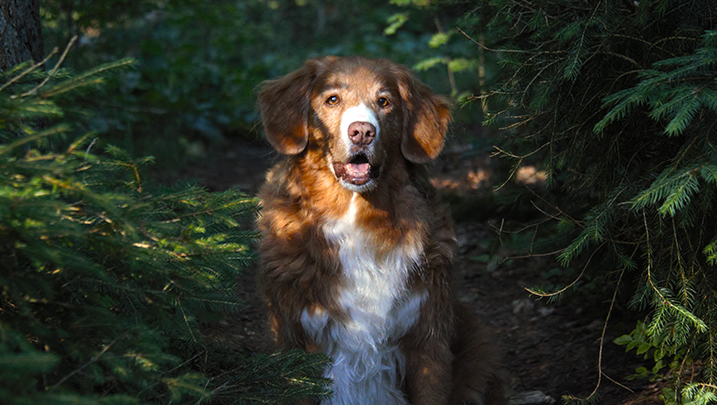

259,159,298,201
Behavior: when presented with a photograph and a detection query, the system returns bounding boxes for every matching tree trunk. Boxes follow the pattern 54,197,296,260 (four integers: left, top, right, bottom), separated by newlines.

0,0,43,71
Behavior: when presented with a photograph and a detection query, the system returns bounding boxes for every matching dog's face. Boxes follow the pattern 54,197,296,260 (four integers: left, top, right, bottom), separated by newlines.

310,63,401,192
258,56,450,193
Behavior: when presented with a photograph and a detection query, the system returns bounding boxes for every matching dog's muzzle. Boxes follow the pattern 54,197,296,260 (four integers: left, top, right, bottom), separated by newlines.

332,153,379,187
333,106,381,192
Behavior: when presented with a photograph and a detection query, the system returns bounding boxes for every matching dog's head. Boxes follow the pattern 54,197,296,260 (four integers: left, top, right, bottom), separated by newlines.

258,56,451,193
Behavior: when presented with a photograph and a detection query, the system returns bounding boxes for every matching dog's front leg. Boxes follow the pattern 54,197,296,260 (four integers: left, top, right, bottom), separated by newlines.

402,336,453,405
400,299,454,405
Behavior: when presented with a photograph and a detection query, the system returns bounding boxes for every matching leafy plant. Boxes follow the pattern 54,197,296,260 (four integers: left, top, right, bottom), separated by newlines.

614,321,692,382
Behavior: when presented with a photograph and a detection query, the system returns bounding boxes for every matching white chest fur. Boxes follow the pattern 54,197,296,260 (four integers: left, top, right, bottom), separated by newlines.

301,195,426,405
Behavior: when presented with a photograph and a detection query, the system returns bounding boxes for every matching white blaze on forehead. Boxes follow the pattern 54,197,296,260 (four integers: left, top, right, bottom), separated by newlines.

340,103,380,147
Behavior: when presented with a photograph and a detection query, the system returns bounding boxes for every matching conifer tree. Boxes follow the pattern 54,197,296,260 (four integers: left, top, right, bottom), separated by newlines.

435,0,717,403
0,47,330,404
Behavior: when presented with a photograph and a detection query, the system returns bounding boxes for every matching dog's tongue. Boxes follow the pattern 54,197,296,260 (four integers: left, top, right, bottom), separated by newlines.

333,158,374,186
347,162,370,176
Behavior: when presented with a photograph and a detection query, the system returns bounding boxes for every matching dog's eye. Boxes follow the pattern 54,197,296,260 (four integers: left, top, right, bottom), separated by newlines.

326,95,340,106
377,97,390,108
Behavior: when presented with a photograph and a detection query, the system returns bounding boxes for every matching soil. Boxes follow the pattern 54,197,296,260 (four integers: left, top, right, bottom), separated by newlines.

185,135,668,405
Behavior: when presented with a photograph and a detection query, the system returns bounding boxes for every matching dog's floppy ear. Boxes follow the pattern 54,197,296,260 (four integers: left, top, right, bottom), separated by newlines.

258,58,330,155
397,69,451,163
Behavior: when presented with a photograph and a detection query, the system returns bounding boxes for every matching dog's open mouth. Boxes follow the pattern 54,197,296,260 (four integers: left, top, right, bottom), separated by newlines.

332,154,377,187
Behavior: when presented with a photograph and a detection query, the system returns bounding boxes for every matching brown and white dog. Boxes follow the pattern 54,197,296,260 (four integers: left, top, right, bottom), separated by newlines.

256,56,505,405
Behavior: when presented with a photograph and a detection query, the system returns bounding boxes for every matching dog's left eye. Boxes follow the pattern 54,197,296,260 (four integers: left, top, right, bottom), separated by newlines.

377,97,390,108
326,95,340,106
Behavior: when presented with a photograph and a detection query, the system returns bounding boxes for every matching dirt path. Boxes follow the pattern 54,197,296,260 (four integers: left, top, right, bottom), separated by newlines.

191,136,664,405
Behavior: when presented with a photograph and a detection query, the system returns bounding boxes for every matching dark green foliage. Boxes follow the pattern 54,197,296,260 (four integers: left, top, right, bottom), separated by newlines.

444,0,717,403
40,0,451,167
0,53,330,404
42,0,275,163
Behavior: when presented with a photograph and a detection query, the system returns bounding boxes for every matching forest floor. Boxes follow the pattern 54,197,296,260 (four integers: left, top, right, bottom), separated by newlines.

178,135,671,405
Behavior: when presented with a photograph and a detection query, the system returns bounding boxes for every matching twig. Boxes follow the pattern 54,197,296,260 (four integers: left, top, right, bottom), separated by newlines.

166,350,207,375
525,185,584,229
457,26,567,56
525,241,605,298
456,27,530,53
0,48,59,94
603,372,634,394
85,137,98,156
491,212,555,235
49,332,127,391
20,36,78,98
499,248,565,262
491,143,550,191
563,246,635,402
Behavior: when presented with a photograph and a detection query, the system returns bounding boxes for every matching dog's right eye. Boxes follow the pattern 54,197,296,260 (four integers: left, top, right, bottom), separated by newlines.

326,95,340,106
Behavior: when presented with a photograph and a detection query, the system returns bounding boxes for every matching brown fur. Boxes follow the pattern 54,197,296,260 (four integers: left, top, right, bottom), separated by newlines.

256,56,505,405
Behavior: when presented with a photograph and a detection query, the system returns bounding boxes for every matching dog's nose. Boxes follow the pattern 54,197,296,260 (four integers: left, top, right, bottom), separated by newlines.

347,121,376,146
